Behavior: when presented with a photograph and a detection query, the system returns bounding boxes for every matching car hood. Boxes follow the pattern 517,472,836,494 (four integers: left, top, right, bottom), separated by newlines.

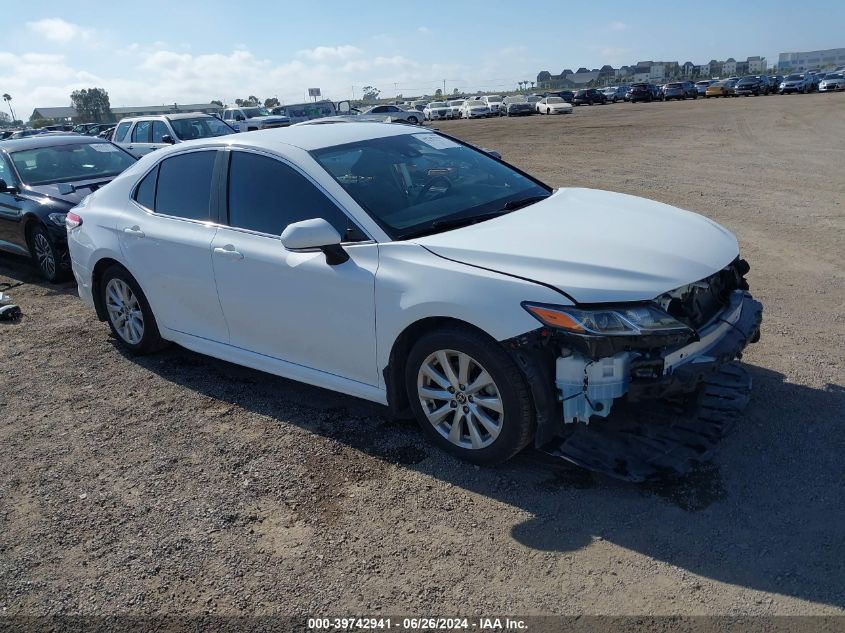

251,115,290,124
414,188,739,304
25,179,114,208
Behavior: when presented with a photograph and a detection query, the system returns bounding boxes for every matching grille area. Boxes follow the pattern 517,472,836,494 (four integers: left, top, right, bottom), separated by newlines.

655,259,749,329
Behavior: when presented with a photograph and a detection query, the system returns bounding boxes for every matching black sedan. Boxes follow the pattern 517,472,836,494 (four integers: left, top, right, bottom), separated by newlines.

0,135,137,281
734,76,768,96
573,88,608,105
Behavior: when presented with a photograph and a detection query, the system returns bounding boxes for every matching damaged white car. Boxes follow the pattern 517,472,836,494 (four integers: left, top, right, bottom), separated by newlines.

68,123,762,480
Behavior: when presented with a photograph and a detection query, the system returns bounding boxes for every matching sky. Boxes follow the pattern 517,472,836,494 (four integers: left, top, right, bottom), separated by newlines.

1,0,843,120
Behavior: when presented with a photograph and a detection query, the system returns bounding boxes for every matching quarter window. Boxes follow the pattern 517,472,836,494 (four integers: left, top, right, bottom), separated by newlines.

154,151,217,221
134,166,158,210
227,151,364,241
132,121,152,143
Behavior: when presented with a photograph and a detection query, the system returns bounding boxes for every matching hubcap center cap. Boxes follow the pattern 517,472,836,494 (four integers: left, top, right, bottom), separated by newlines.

455,392,467,405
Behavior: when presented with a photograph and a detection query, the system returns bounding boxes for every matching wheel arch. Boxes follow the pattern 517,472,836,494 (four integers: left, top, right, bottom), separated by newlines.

383,316,502,418
91,257,128,321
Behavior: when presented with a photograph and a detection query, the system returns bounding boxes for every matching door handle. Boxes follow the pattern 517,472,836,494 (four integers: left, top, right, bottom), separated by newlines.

122,226,145,237
214,246,244,260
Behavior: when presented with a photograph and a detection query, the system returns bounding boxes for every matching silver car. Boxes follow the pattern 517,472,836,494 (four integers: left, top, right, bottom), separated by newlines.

356,104,424,125
112,113,236,158
819,73,844,92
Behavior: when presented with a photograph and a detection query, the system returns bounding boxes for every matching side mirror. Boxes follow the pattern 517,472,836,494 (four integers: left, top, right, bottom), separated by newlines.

280,218,349,265
0,178,17,194
161,134,175,144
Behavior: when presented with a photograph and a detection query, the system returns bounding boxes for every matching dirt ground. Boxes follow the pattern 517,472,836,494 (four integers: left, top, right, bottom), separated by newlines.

1,93,843,619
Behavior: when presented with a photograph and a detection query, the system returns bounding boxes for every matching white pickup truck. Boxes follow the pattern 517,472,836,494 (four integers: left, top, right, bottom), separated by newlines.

221,106,291,131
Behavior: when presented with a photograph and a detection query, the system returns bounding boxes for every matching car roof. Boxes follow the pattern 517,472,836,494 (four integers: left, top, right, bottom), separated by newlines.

184,121,422,152
119,111,214,122
0,134,110,152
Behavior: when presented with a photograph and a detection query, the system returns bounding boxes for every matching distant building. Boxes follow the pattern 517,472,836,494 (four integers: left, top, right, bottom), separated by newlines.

536,69,601,89
778,48,845,71
29,102,224,124
722,58,737,76
747,56,766,73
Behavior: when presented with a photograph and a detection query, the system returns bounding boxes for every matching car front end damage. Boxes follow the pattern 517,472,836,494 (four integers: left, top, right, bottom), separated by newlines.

505,258,762,481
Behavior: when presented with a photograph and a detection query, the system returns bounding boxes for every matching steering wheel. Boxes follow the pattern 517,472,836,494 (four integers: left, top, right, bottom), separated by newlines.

416,175,452,203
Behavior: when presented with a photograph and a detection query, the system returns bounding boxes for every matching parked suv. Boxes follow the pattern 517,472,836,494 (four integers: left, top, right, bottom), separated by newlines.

499,96,534,116
779,74,811,94
734,76,768,96
222,106,291,132
573,89,608,105
113,113,236,158
627,83,655,102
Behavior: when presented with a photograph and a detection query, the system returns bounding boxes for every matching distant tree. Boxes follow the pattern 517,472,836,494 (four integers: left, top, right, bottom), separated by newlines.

434,88,442,97
452,87,459,95
210,99,224,107
70,88,112,122
29,118,53,129
264,97,280,108
361,85,381,101
235,97,259,107
2,93,16,123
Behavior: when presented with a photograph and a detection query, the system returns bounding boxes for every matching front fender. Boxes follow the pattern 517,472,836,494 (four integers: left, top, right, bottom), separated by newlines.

374,242,567,380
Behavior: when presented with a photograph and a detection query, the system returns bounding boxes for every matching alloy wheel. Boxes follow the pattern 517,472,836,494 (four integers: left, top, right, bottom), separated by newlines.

105,278,144,345
33,232,55,279
417,349,503,450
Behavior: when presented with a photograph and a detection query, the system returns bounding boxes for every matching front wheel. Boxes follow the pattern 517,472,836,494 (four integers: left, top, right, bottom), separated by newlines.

101,265,166,355
407,115,419,125
405,326,534,465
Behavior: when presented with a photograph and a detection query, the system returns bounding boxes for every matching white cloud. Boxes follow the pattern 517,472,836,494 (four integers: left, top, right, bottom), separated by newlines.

296,45,363,62
607,21,628,32
26,18,92,43
417,26,431,34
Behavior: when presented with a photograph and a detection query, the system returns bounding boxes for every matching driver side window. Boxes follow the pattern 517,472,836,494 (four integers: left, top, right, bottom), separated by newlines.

226,151,366,242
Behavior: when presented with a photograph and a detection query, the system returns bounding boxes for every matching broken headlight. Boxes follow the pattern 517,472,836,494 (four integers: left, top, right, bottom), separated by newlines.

522,302,693,336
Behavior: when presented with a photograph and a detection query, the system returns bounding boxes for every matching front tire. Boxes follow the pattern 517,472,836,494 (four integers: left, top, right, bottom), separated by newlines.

407,115,419,125
101,265,166,355
405,326,534,465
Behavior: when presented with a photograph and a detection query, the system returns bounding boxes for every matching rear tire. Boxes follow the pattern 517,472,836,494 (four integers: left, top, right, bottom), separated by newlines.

101,264,166,355
29,224,70,283
405,326,535,465
407,115,419,125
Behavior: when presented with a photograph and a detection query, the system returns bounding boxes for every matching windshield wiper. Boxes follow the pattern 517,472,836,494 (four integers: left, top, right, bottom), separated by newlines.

400,210,512,239
502,194,550,211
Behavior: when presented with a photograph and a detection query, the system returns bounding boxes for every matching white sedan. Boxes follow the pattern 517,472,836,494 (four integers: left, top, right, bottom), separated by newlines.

459,100,491,118
68,123,762,473
536,96,573,114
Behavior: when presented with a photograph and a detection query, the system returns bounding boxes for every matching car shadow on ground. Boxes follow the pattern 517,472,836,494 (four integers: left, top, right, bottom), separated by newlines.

0,253,78,298
118,340,844,608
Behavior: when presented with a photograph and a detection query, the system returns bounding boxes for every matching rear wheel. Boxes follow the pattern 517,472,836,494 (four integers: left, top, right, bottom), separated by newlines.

405,326,534,465
29,224,70,283
407,115,419,125
101,265,166,355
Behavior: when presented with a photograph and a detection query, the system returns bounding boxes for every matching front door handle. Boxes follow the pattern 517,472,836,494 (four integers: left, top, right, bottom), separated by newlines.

122,226,145,237
214,246,244,260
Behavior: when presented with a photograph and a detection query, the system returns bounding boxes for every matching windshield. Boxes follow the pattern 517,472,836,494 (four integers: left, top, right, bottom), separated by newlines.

785,74,802,80
546,97,563,103
10,142,136,186
429,102,447,108
449,100,465,106
667,83,682,88
170,117,234,140
485,96,502,103
242,107,271,118
311,132,550,240
825,73,843,79
504,96,526,103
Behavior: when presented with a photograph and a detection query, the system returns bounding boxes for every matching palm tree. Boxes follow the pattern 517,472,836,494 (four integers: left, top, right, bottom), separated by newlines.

2,93,15,123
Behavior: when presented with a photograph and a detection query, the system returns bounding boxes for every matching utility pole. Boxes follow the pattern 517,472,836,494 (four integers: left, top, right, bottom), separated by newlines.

443,79,446,95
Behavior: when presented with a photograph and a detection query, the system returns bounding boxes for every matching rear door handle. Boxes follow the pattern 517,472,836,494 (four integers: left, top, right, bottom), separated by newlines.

122,226,145,237
214,246,244,260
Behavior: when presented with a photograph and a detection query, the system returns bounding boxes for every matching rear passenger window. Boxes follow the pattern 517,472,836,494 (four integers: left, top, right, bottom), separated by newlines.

227,151,365,241
132,121,151,143
114,122,131,143
134,166,158,210
154,151,217,221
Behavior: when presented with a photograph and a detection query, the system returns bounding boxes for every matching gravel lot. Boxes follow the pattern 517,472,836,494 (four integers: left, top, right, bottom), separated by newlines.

1,93,843,618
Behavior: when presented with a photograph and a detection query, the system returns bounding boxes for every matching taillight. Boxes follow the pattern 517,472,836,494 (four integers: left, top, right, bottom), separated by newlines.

66,211,83,230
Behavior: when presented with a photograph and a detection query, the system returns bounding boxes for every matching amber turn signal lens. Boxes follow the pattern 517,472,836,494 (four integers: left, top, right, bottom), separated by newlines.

524,305,585,332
